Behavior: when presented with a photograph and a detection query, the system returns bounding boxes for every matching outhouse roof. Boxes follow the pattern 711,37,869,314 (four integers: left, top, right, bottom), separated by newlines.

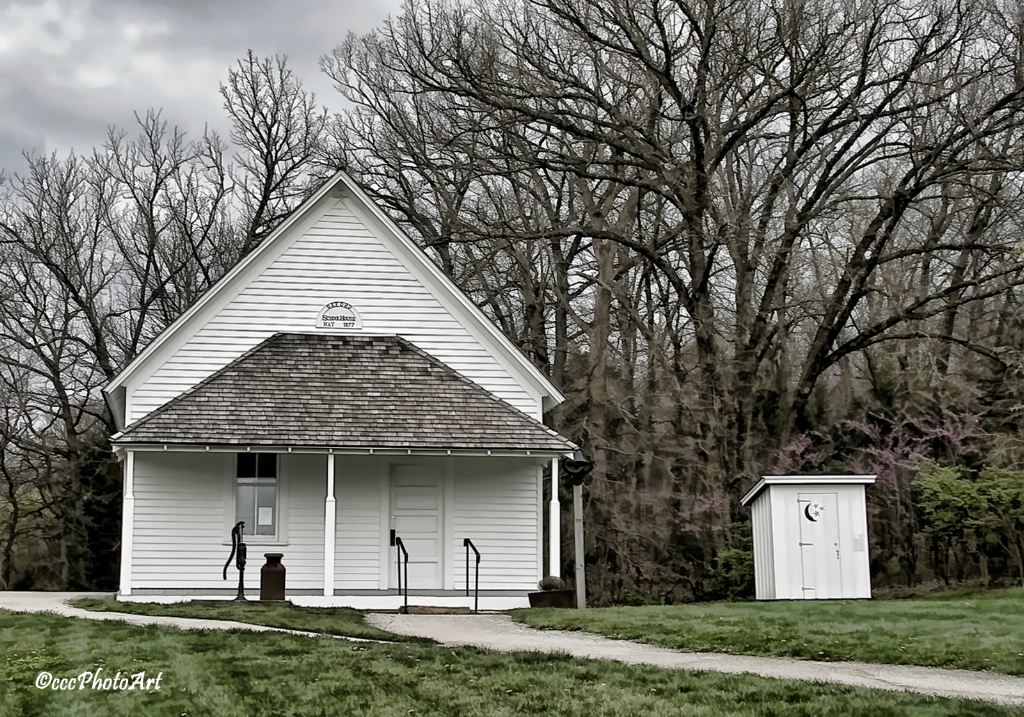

740,474,876,506
112,333,575,453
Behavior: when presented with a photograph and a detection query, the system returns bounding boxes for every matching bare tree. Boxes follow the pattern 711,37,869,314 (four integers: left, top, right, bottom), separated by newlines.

0,53,330,588
325,0,1024,599
223,50,333,252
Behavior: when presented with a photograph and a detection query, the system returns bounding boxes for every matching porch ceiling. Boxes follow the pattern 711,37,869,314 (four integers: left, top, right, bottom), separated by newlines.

113,334,574,452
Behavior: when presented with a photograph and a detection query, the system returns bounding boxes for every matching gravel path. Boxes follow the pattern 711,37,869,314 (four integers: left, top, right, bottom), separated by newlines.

366,612,1024,707
0,592,379,642
4,593,1023,706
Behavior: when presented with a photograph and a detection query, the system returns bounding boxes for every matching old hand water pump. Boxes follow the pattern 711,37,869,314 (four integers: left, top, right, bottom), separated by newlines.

222,520,247,601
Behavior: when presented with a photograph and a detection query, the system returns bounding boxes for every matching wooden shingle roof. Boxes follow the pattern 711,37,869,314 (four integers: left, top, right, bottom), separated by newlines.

113,334,574,452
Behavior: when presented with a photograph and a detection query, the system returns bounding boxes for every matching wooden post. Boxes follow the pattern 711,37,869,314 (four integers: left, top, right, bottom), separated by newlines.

574,481,585,609
119,450,135,596
324,452,336,597
549,458,560,578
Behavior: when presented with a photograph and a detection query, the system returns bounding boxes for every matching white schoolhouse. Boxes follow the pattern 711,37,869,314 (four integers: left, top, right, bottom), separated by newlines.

104,171,574,609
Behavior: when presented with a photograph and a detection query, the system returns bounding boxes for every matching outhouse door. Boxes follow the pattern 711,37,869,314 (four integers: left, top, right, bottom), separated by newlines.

390,464,444,589
797,492,842,599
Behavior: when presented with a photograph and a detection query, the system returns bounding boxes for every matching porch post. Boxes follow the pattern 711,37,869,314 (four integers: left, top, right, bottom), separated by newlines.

549,457,560,577
119,450,135,596
324,452,336,597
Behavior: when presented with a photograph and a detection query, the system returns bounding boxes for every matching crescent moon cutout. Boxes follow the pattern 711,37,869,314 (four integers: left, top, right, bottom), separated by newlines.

804,504,817,522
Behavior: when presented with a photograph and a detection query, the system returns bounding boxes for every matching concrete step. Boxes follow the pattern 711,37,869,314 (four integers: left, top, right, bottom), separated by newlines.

399,605,473,615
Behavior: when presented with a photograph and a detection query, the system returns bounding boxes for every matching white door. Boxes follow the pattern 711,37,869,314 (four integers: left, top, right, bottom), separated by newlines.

390,464,444,590
798,492,842,599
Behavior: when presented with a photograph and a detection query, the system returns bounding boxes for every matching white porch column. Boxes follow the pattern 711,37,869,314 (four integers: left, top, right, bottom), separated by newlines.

323,453,336,597
549,457,560,577
119,450,135,596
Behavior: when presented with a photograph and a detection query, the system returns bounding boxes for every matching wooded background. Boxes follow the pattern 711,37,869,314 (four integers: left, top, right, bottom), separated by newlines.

2,0,1024,601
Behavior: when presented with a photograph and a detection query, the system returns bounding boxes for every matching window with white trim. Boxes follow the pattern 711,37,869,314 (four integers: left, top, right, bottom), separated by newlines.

236,453,277,536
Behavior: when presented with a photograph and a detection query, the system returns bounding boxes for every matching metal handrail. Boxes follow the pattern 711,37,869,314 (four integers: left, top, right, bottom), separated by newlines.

395,537,408,611
463,537,480,613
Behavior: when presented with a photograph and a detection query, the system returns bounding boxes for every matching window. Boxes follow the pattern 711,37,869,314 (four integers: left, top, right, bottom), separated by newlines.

236,453,277,537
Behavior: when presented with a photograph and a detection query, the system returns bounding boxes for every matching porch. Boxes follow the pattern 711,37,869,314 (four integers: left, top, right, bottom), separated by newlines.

119,448,565,610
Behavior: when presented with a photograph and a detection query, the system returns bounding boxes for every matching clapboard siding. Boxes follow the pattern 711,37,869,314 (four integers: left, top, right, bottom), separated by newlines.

334,456,383,590
453,457,541,591
131,451,325,592
127,197,538,425
132,452,232,590
130,451,545,595
281,454,326,591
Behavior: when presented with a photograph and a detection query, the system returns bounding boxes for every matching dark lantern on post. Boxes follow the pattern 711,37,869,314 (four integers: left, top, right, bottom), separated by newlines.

562,448,593,608
562,449,594,486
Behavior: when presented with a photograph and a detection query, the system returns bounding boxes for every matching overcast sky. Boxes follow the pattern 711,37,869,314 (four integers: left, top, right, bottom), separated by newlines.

0,0,403,173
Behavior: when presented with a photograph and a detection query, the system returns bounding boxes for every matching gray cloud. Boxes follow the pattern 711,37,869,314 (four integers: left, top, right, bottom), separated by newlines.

0,0,401,173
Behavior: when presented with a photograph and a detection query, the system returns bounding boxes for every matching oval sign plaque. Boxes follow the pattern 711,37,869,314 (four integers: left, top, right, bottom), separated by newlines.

316,301,363,329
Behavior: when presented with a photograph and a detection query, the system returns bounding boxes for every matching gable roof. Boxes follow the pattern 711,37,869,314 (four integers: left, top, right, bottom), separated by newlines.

112,333,574,452
103,170,564,430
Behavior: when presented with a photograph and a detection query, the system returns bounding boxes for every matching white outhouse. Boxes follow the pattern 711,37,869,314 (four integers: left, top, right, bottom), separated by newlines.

740,475,875,600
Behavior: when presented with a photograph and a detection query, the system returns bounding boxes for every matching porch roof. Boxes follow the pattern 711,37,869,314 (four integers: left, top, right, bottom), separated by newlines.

112,333,574,452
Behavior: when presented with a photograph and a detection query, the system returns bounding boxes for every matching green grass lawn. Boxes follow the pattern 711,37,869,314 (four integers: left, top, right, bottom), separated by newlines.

0,611,1014,717
70,597,411,642
511,588,1024,675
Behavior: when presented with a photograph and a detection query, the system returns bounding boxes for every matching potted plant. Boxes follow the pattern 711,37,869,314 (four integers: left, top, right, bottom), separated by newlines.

527,576,575,608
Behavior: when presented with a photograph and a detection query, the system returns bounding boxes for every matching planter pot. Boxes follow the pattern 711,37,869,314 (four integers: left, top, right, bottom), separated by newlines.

528,589,575,608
